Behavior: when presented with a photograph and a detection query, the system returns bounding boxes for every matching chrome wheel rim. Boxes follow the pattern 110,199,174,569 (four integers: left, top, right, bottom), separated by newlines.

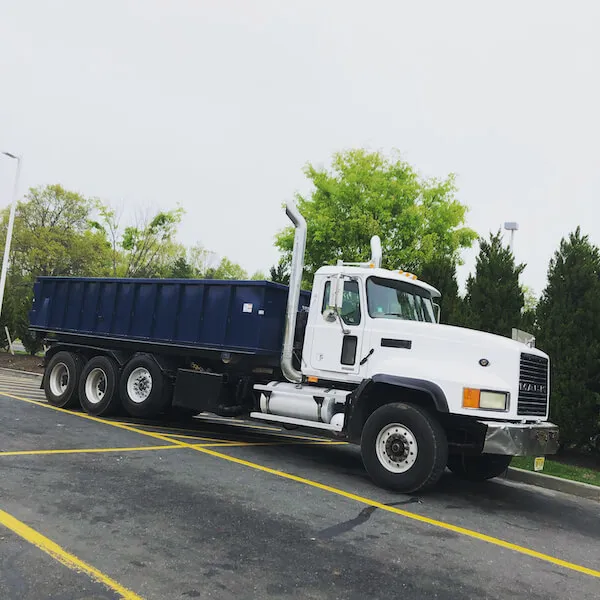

375,423,418,473
85,368,107,405
49,363,69,397
127,367,153,403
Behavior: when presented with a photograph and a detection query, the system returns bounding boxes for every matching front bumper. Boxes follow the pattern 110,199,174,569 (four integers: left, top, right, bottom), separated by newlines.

480,421,559,456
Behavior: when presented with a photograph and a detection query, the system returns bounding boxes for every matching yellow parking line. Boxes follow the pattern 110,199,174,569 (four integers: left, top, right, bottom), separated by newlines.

0,509,143,599
4,392,600,580
0,445,181,457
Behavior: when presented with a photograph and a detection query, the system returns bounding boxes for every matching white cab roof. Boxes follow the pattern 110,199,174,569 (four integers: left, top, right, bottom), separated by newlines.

315,265,441,298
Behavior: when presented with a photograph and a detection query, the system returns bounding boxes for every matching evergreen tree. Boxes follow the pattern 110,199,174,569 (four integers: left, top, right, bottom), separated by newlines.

464,231,525,337
269,261,290,285
536,228,600,448
420,257,462,326
168,256,196,279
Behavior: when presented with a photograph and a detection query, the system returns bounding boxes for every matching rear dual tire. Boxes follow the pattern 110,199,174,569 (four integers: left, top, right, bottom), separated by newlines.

79,356,121,416
119,355,172,419
44,352,84,408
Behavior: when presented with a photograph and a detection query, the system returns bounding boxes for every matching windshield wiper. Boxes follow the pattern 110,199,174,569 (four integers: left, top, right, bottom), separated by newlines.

384,313,403,317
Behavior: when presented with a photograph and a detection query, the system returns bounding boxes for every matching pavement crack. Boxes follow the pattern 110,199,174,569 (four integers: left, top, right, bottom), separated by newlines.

316,497,421,539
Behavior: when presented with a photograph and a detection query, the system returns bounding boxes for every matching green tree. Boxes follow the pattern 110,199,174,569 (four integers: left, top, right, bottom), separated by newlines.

204,257,248,280
275,149,477,284
10,185,111,277
0,184,114,354
520,285,538,334
269,261,290,285
168,255,196,279
419,257,463,326
120,208,185,277
536,228,600,448
463,231,525,337
94,204,185,277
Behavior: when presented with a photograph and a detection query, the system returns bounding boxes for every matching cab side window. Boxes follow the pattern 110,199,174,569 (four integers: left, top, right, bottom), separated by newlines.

340,280,361,325
321,279,361,325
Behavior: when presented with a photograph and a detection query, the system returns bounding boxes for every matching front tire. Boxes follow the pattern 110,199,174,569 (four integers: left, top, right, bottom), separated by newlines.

447,454,512,481
44,351,83,408
361,403,448,492
79,355,121,416
120,355,172,418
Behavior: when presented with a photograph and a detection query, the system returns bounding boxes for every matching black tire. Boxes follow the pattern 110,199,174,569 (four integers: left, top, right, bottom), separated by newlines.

78,355,121,417
447,454,512,481
119,355,172,418
361,402,448,493
44,351,84,408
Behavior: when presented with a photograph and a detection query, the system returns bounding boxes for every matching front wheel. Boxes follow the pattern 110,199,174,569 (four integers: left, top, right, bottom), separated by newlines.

361,403,448,493
447,454,512,481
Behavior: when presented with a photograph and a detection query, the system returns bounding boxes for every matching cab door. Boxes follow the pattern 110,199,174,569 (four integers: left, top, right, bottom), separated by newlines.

308,277,365,376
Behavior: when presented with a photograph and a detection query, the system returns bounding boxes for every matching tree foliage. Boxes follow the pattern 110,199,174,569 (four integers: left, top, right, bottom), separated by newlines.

419,257,464,326
0,185,114,354
275,149,477,283
94,204,186,277
463,231,525,337
536,228,600,448
0,182,260,356
204,257,248,280
10,185,111,278
269,261,290,285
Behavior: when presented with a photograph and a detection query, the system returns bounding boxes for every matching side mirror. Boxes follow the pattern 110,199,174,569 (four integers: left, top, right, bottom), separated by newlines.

329,274,345,310
433,303,441,324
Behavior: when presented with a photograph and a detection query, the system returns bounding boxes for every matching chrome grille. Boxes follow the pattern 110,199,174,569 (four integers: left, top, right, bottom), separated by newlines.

518,353,549,416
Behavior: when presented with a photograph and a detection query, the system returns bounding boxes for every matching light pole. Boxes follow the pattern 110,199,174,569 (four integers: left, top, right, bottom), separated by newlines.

504,221,519,253
0,151,22,321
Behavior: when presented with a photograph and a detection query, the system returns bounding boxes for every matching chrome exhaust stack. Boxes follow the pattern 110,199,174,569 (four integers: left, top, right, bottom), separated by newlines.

370,235,382,268
281,202,307,383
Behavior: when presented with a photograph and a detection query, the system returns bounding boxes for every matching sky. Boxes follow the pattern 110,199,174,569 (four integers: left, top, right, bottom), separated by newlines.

1,0,599,296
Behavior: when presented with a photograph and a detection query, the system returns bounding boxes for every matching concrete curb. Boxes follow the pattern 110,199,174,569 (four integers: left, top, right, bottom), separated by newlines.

506,467,600,502
0,366,43,378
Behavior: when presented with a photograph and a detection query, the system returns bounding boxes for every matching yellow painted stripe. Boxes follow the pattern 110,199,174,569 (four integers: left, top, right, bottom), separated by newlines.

192,447,600,580
0,509,144,599
0,445,180,457
4,393,600,579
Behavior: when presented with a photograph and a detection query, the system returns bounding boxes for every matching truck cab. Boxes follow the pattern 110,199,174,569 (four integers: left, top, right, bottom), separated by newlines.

251,205,559,492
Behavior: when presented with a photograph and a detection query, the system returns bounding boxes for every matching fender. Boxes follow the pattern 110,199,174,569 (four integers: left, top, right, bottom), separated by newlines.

344,374,449,442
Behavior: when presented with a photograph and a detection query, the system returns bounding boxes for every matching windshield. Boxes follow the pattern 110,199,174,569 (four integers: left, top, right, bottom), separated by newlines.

367,276,436,323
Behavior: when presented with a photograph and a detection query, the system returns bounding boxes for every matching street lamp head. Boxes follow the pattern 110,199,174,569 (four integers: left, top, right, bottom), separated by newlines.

504,221,519,231
1,151,19,160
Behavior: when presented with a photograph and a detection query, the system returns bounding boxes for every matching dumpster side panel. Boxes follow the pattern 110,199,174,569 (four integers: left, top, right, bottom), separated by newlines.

29,278,310,356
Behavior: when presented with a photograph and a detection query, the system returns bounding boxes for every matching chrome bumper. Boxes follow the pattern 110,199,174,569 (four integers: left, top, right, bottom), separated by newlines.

480,421,559,456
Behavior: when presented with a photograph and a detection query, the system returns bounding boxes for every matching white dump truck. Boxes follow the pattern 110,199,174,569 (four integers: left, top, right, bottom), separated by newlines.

31,203,559,492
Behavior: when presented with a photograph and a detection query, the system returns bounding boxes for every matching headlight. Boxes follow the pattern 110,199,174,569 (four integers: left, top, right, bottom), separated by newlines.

480,391,508,410
463,388,508,411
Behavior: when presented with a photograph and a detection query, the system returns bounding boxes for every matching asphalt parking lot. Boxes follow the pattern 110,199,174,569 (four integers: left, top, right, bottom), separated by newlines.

0,370,598,600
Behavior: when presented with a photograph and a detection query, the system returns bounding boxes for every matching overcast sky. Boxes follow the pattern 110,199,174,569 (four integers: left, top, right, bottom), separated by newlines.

1,1,598,296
